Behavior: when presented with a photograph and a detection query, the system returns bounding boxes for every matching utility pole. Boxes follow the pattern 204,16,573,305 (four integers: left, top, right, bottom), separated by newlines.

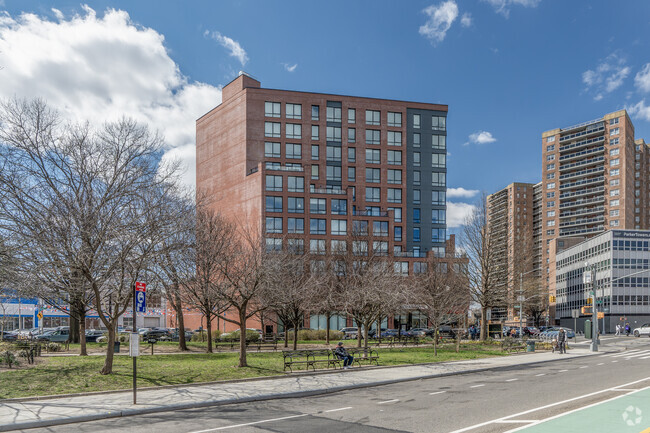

519,273,523,339
585,262,598,352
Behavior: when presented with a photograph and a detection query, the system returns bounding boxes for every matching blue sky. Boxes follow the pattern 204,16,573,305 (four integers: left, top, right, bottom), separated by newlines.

1,0,650,227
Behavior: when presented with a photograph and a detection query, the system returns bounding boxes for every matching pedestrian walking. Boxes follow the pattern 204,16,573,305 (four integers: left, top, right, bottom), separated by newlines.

557,328,567,354
615,324,621,336
625,323,631,336
334,342,354,369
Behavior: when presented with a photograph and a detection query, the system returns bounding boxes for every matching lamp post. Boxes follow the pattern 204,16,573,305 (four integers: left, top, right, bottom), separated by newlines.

584,262,598,352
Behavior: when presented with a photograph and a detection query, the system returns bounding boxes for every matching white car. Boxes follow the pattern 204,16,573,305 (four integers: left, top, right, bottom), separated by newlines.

633,324,650,337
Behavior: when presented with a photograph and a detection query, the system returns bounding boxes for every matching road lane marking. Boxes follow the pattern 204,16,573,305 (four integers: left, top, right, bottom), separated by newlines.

429,391,446,395
579,366,588,369
377,399,399,405
189,414,309,432
624,351,650,359
535,373,545,377
470,384,485,388
558,369,568,372
597,363,604,365
506,378,518,382
612,360,619,363
324,407,352,413
611,388,636,392
496,420,539,423
446,376,650,433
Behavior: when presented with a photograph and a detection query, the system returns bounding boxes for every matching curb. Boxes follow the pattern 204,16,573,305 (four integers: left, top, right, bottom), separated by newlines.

0,350,602,432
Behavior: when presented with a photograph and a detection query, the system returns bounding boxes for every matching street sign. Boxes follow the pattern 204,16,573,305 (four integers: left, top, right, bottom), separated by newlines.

486,308,492,321
597,312,605,319
130,333,140,357
571,309,580,319
135,282,146,313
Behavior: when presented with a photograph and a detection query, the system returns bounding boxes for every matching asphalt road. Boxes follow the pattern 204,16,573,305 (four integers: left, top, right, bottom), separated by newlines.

18,336,650,433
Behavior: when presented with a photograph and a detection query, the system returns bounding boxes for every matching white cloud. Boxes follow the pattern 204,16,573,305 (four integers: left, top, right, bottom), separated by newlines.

447,202,477,228
419,1,459,44
467,131,497,145
482,0,541,17
283,63,297,72
582,53,630,100
0,7,222,188
634,63,650,93
447,187,479,199
206,31,248,66
626,99,650,122
460,13,473,27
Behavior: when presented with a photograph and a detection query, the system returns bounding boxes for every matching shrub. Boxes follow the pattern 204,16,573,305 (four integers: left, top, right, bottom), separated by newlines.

1,351,19,368
211,329,221,341
286,329,343,341
191,331,208,342
221,330,259,342
47,342,62,352
118,333,131,343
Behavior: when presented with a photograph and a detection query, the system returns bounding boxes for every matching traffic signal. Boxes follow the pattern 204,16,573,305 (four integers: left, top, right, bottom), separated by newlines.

582,306,593,314
549,295,556,303
586,298,592,305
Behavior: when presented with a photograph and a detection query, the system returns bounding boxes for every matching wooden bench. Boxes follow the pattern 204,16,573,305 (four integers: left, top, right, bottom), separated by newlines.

347,348,380,366
282,349,340,372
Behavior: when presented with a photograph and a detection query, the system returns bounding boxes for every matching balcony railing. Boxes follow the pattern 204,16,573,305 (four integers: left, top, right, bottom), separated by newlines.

559,125,604,143
559,206,604,219
559,135,605,153
559,146,604,162
561,118,603,133
559,215,605,228
559,165,604,180
559,186,605,200
309,187,347,195
560,225,604,237
559,175,604,190
560,196,605,209
559,156,604,173
265,165,304,172
352,210,389,217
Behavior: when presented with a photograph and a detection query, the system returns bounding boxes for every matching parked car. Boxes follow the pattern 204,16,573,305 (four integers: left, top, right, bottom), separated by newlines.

368,328,386,338
633,324,650,337
377,328,399,338
523,326,540,336
84,329,105,342
340,327,360,339
406,328,429,337
37,328,70,342
540,327,575,339
1,330,18,341
141,328,172,341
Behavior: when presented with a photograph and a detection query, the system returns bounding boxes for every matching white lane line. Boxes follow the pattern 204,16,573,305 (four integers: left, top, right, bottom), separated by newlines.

496,420,539,424
624,351,650,359
535,373,545,377
597,363,604,365
639,355,650,359
470,384,485,388
612,350,646,358
429,391,447,395
558,369,568,372
324,407,352,413
377,399,399,405
446,376,650,433
506,378,518,382
579,366,588,369
189,414,309,432
612,360,619,363
611,388,637,392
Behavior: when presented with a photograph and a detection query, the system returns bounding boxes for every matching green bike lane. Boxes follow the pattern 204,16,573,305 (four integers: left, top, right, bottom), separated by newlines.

511,386,650,433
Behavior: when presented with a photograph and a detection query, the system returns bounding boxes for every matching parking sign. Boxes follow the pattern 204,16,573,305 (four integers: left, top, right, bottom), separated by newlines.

135,282,146,313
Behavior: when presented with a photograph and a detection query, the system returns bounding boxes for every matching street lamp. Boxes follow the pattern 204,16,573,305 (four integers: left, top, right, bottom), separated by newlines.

584,262,598,352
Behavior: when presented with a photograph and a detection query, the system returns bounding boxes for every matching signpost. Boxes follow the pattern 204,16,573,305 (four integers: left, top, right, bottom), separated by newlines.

571,309,580,335
132,282,146,404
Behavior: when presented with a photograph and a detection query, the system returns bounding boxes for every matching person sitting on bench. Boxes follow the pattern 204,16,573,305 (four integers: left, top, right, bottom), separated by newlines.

334,342,354,369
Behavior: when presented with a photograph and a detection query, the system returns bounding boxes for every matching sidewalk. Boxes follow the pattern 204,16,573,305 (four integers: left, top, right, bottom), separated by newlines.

0,347,600,431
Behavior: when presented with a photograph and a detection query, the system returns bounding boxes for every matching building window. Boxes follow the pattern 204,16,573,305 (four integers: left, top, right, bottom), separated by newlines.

387,131,402,146
286,103,301,119
388,112,402,127
288,197,304,213
326,165,341,181
609,117,619,125
331,219,347,236
265,102,280,118
432,190,445,205
311,105,319,121
432,172,446,187
547,136,556,143
388,207,402,222
311,165,319,180
331,199,347,215
347,167,356,182
373,241,388,255
366,129,380,145
265,217,282,233
373,221,389,237
610,178,620,186
547,201,555,207
412,189,421,204
413,114,421,129
388,150,402,165
413,170,421,185
264,142,281,158
432,135,446,150
546,145,555,152
610,137,619,145
265,175,282,191
288,238,304,254
287,217,304,234
348,108,356,124
265,238,282,252
352,220,368,235
413,227,421,242
610,168,620,176
610,209,619,217
610,199,620,207
348,128,356,142
265,196,282,213
387,188,402,203
432,153,445,168
288,176,304,192
413,152,421,166
547,220,555,227
286,123,302,139
326,146,342,162
414,262,427,274
546,154,555,161
610,148,619,156
327,126,342,142
331,240,346,253
364,187,380,202
310,239,326,254
547,182,555,189
327,106,342,122
366,149,381,164
311,145,319,160
546,163,555,170
311,125,319,141
394,226,402,242
414,208,421,223
366,168,381,183
610,220,620,227
286,143,302,159
610,128,619,136
546,229,555,236
432,116,446,131
432,228,446,242
610,189,620,197
432,209,446,224
310,198,326,214
265,122,281,137
348,147,356,162
546,172,555,179
366,110,380,125
387,169,402,184
610,158,620,166
546,210,555,217
413,133,421,147
310,218,327,235
546,192,555,198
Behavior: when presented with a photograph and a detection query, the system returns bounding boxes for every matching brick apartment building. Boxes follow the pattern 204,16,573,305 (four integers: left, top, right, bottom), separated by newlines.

191,73,463,333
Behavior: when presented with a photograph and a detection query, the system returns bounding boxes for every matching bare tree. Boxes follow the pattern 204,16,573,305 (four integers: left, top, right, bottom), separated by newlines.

0,99,182,373
462,194,507,340
312,254,344,345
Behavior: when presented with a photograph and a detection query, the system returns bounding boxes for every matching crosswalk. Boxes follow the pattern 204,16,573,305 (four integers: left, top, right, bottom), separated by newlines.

601,349,650,360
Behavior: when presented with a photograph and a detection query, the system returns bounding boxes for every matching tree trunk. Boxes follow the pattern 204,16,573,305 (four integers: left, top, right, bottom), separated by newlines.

363,321,370,351
292,322,298,351
70,312,80,344
456,328,460,353
356,321,362,348
100,325,116,375
325,313,331,345
206,313,213,353
78,313,87,356
238,308,248,367
175,294,188,351
480,306,488,341
433,325,438,356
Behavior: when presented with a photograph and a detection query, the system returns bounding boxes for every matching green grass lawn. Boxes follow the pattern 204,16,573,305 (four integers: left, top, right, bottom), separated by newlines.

0,343,506,399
